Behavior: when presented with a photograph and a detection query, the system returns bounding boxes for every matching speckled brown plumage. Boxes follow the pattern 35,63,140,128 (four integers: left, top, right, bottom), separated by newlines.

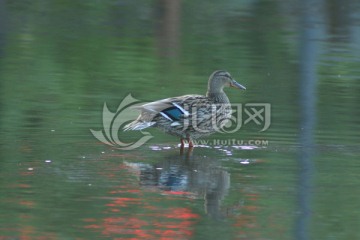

124,70,246,148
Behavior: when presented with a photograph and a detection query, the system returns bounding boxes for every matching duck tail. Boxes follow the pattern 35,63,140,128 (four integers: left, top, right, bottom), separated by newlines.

123,120,156,131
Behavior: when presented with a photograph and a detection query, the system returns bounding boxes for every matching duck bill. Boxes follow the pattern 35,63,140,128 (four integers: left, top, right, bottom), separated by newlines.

230,80,246,90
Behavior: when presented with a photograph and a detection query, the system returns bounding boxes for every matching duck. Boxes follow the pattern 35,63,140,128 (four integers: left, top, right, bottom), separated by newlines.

123,70,246,148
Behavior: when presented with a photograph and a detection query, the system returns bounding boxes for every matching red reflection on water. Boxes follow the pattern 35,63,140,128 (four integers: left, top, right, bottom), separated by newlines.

232,192,263,238
106,197,140,207
109,189,141,194
10,184,32,189
84,201,199,239
96,208,198,239
157,208,200,220
83,162,199,239
18,200,35,208
0,161,63,240
0,217,59,240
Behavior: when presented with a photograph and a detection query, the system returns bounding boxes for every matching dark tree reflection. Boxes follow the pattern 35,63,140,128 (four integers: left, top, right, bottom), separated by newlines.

155,0,182,59
296,0,324,239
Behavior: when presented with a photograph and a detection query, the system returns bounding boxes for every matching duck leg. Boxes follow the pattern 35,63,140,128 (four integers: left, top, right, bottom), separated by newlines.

180,138,185,155
180,138,185,148
188,138,194,148
186,138,194,158
179,138,193,157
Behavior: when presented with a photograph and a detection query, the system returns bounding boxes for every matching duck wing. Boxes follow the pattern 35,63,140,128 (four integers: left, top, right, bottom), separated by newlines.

139,95,208,121
124,95,211,131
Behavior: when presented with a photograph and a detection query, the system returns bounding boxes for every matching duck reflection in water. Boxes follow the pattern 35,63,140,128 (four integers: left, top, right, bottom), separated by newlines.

125,153,231,219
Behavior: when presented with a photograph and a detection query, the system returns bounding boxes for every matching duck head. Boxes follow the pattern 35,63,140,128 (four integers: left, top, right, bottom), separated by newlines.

207,70,246,94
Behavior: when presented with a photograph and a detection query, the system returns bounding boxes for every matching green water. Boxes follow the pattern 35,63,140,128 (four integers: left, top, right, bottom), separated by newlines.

1,1,360,239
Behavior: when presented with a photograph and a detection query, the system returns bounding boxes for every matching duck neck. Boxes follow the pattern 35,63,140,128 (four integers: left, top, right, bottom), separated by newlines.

206,90,230,104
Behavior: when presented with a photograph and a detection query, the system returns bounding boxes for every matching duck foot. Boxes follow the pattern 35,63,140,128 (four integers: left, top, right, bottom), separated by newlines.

180,138,194,148
180,145,193,158
180,139,185,155
188,139,194,148
180,138,185,148
179,138,193,157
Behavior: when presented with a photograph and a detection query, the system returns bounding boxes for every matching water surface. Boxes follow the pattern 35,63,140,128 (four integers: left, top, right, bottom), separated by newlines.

0,1,360,239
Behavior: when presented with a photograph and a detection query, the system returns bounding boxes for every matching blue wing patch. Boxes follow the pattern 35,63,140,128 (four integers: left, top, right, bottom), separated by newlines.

161,106,183,121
